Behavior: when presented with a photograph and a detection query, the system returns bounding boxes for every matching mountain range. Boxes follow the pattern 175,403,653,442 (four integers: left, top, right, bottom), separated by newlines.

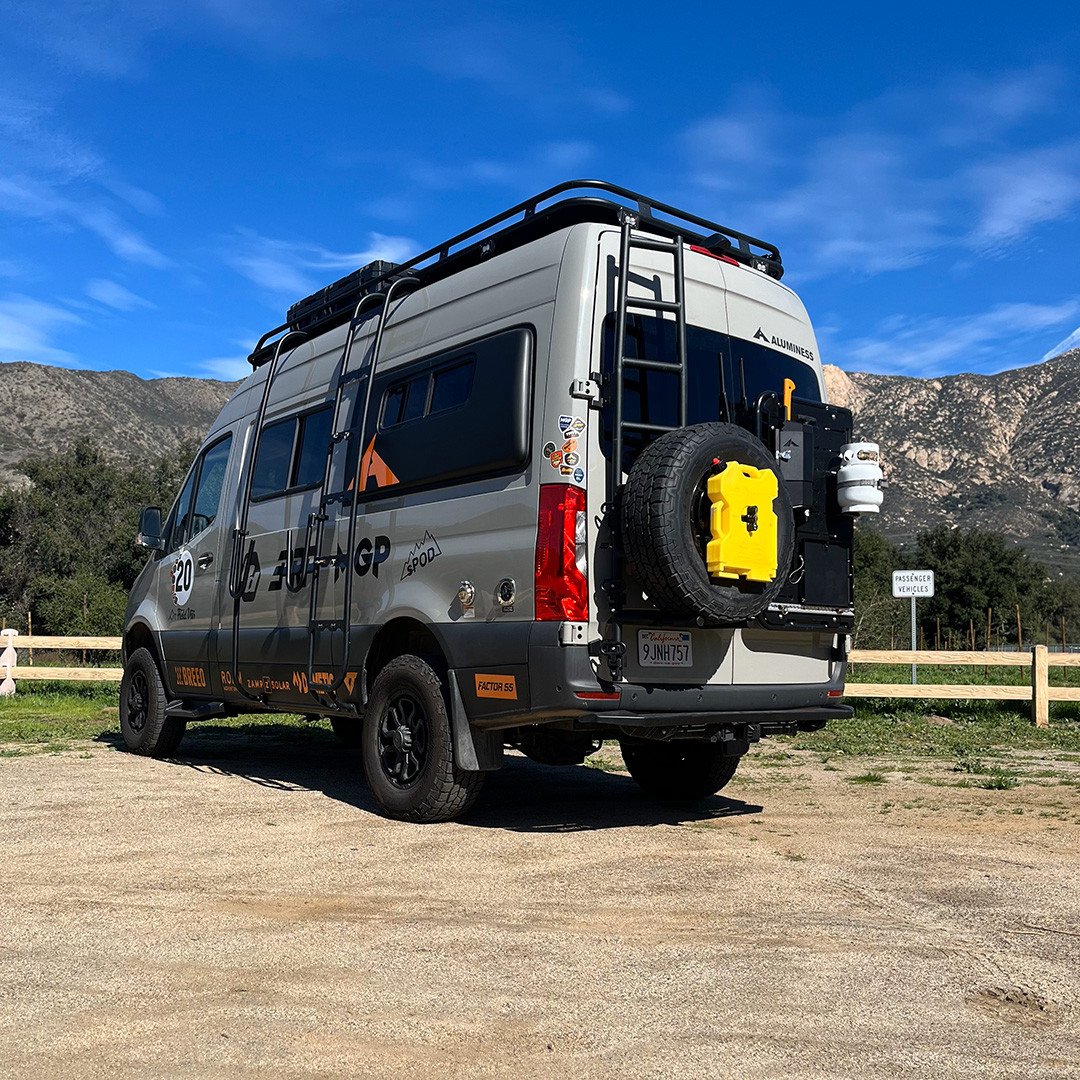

3,352,1079,576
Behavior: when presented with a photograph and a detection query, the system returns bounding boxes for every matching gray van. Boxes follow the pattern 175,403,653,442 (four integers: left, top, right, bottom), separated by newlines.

122,181,882,822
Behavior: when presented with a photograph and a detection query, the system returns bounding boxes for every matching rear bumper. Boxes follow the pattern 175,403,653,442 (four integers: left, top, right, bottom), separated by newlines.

451,622,849,731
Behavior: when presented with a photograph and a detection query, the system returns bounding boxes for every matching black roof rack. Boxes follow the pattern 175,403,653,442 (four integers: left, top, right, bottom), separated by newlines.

248,179,784,368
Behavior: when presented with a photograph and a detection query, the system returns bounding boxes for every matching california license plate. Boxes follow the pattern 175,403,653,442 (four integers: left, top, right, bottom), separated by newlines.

637,630,693,667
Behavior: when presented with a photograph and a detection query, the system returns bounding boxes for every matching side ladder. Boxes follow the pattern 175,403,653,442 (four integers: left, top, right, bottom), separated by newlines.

603,208,689,679
306,276,420,704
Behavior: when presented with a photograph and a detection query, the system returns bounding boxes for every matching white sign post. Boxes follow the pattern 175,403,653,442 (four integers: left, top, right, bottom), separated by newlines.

892,570,935,684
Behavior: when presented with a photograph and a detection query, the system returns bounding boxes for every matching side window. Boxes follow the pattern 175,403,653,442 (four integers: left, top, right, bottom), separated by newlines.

252,417,296,499
293,408,333,489
188,435,232,538
252,406,332,500
362,328,532,495
381,358,473,430
165,434,233,551
166,467,198,553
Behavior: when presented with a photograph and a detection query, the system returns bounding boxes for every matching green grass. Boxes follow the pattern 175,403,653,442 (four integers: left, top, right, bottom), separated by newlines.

786,700,1080,758
0,682,321,748
847,771,887,785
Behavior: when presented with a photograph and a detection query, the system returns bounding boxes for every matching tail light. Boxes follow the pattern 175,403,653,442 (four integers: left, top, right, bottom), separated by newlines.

535,484,588,621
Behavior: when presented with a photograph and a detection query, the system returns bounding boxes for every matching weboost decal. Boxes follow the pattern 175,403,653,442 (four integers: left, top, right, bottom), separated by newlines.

401,531,442,580
753,327,815,362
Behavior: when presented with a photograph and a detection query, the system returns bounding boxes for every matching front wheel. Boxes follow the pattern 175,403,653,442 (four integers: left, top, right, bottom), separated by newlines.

362,656,483,823
119,647,186,756
620,740,740,799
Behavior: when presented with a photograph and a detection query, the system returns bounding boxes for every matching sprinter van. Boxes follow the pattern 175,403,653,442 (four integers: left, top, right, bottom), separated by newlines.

122,180,883,822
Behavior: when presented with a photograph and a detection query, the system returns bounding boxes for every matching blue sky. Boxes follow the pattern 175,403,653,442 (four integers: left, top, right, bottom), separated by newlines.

1,0,1078,382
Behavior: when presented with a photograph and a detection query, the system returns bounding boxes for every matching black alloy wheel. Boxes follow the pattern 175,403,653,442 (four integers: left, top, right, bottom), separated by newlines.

377,689,431,788
361,654,484,823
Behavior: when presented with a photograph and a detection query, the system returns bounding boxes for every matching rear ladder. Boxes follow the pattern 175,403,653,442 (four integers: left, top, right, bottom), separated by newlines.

603,208,689,679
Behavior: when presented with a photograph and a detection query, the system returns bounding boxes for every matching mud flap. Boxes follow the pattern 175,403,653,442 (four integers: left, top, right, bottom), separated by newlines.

448,669,504,772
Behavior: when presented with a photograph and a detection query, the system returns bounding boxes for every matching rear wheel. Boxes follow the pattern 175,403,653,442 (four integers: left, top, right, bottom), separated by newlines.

362,655,483,823
620,740,740,799
119,647,186,757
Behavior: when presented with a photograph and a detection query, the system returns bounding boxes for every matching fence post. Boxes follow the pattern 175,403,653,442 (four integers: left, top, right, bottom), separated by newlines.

1031,644,1048,728
0,629,17,696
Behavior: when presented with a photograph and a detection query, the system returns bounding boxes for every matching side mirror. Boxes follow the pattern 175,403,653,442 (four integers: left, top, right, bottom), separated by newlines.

136,506,165,551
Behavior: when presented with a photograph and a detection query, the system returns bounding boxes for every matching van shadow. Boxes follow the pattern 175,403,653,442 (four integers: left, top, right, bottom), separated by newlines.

123,724,763,833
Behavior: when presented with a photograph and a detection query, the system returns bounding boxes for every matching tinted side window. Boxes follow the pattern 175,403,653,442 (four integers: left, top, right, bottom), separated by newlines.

167,467,198,553
361,328,532,496
189,435,232,537
252,418,296,498
293,407,332,489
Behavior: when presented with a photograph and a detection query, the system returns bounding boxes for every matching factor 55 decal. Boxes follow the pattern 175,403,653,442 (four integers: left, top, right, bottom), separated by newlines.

171,549,194,606
474,674,518,700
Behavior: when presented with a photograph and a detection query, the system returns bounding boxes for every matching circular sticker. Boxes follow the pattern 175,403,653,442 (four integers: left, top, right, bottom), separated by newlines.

573,466,585,484
171,549,194,606
543,441,556,457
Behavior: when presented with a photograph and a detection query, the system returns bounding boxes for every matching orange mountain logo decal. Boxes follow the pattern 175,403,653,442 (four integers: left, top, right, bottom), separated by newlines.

359,437,399,490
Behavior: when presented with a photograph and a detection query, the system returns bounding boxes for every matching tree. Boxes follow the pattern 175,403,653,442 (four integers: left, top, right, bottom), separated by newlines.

852,525,902,648
914,527,1049,647
0,437,198,634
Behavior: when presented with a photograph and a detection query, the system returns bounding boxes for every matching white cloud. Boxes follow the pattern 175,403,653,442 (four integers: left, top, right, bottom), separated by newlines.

967,145,1080,246
199,355,251,381
835,300,1080,376
226,231,416,296
86,279,154,310
1042,326,1080,361
682,66,1080,279
0,295,83,366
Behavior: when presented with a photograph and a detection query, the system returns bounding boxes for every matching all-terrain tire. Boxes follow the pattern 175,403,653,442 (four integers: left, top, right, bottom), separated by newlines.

119,647,186,756
362,655,484,823
620,741,740,799
623,422,794,623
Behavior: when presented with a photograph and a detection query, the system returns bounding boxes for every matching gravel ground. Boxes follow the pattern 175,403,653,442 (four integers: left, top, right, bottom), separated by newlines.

1,730,1079,1079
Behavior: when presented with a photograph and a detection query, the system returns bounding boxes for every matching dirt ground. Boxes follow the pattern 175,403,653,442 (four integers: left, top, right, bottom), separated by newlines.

1,728,1079,1080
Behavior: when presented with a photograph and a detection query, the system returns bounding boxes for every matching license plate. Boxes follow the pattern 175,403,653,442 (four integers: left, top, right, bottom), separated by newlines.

637,630,693,667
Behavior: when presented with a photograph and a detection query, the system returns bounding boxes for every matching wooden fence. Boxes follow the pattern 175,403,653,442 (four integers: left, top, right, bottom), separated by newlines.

1,635,1076,727
847,646,1080,728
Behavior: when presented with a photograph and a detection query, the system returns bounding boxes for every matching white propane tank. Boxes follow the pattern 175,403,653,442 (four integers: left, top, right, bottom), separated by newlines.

836,442,883,514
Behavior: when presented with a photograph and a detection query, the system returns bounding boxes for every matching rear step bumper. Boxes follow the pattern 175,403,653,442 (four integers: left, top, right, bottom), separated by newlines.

578,704,851,731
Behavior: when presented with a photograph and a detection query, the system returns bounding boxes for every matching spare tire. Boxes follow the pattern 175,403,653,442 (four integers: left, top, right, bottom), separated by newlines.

622,422,794,624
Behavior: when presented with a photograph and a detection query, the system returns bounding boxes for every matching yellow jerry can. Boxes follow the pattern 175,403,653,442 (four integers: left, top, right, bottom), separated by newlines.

706,461,779,583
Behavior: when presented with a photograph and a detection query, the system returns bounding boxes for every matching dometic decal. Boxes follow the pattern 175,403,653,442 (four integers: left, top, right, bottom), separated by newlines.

354,535,391,578
359,436,399,490
752,328,815,362
171,549,194,606
293,670,357,694
401,531,443,580
474,674,518,700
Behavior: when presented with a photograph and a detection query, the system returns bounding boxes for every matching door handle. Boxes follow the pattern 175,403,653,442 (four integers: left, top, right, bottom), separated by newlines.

198,553,214,570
